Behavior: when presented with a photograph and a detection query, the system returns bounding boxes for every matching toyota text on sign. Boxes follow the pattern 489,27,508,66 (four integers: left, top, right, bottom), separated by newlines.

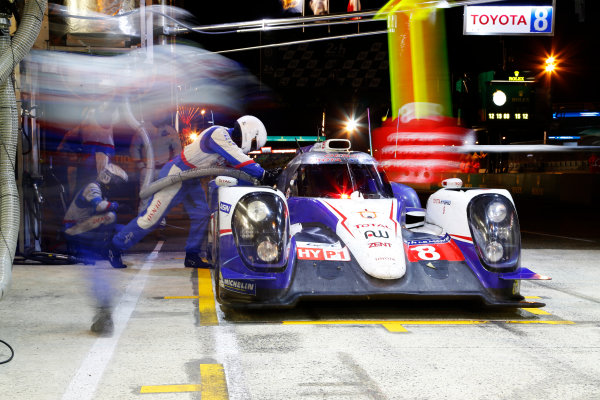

464,6,553,35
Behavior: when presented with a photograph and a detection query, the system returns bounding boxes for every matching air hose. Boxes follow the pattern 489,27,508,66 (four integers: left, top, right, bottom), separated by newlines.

138,167,260,200
1,0,47,300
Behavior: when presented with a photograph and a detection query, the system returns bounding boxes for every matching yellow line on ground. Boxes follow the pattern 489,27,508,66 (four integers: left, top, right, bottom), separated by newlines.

283,320,488,326
163,296,200,299
381,323,408,332
201,364,229,400
400,320,488,325
283,320,383,325
197,269,219,326
524,296,542,299
507,320,575,325
282,319,574,330
521,307,552,315
140,364,228,396
141,384,202,394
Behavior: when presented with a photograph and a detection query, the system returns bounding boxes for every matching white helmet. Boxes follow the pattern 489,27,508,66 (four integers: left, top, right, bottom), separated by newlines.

233,115,267,154
98,163,128,186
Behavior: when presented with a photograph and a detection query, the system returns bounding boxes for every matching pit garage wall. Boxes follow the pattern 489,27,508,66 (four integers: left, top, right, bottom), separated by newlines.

434,172,600,207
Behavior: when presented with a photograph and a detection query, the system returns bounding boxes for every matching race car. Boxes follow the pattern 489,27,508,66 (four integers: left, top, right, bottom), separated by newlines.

206,139,549,308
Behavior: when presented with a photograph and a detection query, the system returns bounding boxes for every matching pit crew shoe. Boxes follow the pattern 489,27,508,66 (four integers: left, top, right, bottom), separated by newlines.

184,252,212,269
106,244,127,269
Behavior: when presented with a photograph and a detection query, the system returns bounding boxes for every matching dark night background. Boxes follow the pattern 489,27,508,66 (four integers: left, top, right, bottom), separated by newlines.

34,0,600,254
167,0,600,146
176,0,600,246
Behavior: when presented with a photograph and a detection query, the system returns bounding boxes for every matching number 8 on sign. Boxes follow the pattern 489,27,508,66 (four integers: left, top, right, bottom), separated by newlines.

531,7,552,33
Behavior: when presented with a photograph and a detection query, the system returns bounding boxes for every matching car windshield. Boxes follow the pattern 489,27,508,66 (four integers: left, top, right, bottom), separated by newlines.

293,162,393,199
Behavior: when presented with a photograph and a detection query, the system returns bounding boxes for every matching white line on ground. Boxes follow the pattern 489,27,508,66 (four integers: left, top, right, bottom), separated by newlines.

215,287,250,400
61,242,163,400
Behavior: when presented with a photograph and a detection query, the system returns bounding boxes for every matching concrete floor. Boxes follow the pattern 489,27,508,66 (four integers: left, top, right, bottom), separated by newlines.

2,244,600,400
1,199,599,399
0,245,205,400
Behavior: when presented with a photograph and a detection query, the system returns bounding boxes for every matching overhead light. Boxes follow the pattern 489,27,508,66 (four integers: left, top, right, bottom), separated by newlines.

492,90,507,106
345,118,358,132
545,56,557,73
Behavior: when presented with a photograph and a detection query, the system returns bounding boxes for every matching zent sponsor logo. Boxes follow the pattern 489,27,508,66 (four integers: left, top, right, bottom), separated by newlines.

369,242,391,248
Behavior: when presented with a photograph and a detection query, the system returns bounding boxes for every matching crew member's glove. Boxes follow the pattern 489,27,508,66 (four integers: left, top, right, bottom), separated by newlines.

261,170,279,186
107,201,119,212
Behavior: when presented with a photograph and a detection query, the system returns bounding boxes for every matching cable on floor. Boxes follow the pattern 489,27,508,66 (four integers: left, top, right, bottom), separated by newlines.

0,339,14,364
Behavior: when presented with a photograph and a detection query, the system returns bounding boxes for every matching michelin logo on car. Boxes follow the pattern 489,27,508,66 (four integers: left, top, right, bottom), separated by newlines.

222,278,256,295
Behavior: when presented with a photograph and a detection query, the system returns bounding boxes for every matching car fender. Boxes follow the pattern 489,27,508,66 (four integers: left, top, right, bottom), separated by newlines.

425,188,515,239
216,186,285,234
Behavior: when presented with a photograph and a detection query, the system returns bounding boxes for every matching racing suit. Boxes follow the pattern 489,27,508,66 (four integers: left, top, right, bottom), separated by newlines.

111,125,266,255
59,106,116,198
63,181,120,261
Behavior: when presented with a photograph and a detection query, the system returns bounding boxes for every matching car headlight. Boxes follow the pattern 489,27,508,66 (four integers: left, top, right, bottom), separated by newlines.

486,201,507,223
247,200,270,222
232,193,289,269
467,194,520,271
257,240,278,262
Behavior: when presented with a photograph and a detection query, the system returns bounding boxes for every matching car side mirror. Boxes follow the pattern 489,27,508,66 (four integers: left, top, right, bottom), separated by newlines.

215,176,238,187
442,178,463,188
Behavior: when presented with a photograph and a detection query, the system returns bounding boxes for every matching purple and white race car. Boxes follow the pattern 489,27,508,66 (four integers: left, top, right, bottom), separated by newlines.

206,139,549,308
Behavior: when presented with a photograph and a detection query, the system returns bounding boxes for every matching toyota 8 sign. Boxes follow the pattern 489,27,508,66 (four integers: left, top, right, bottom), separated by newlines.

464,5,554,36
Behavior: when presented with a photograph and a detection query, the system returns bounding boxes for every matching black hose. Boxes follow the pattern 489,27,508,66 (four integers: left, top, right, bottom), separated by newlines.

14,251,79,265
0,339,14,364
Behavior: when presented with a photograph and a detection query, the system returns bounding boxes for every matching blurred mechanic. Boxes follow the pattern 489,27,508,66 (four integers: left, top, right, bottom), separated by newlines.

58,103,119,199
130,113,182,188
109,115,277,268
63,163,129,268
129,114,182,236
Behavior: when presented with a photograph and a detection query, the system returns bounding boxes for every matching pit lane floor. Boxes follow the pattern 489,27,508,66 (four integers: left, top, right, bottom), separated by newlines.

1,234,599,399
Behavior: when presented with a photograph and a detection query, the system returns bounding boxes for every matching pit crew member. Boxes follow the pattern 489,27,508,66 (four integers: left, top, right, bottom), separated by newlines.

109,115,277,268
63,163,129,267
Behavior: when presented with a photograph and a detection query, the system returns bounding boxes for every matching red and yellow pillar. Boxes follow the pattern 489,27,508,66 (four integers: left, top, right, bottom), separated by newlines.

373,1,470,186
